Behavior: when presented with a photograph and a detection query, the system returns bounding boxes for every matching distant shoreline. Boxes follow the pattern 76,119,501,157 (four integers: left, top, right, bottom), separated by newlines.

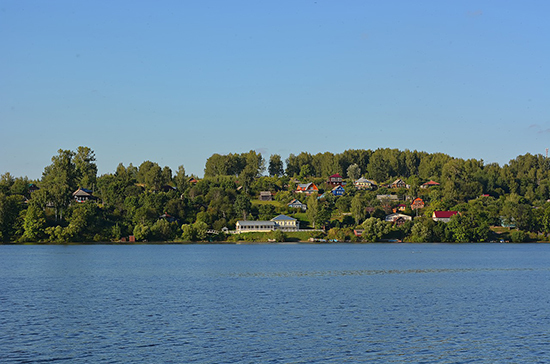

3,241,549,246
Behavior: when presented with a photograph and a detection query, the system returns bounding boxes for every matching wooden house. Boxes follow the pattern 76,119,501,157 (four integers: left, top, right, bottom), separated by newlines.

73,188,97,203
390,179,410,189
259,191,273,201
327,173,344,187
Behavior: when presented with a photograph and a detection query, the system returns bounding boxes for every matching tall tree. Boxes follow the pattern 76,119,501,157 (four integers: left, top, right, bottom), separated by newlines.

347,164,361,180
41,149,77,221
268,154,284,177
174,165,188,192
0,193,23,242
351,194,366,225
74,146,97,189
306,194,319,228
234,194,251,220
22,204,46,241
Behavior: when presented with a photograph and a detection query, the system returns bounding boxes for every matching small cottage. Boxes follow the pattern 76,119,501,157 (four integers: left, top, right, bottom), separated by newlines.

331,185,345,196
259,191,273,201
288,199,307,211
73,188,97,203
410,198,425,210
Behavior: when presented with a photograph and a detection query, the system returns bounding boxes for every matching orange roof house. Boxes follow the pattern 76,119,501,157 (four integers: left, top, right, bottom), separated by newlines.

296,182,319,195
411,198,425,210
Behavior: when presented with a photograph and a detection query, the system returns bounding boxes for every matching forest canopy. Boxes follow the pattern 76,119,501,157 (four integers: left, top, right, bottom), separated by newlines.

1,147,550,243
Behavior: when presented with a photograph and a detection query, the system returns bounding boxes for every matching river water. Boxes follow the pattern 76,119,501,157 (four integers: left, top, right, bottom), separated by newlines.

1,243,549,363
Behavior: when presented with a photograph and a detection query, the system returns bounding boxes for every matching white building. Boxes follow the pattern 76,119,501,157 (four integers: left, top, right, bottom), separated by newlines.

236,215,300,233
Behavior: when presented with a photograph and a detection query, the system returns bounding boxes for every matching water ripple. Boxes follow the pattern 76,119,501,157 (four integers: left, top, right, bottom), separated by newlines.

224,267,543,278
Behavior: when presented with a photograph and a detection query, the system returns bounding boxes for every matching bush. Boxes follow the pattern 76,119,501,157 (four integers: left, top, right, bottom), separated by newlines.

511,230,528,243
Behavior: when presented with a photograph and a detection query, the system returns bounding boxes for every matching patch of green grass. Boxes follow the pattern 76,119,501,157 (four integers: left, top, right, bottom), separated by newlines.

251,199,285,208
228,230,323,242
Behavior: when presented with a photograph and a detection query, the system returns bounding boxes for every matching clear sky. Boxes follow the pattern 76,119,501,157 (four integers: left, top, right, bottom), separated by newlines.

1,1,549,179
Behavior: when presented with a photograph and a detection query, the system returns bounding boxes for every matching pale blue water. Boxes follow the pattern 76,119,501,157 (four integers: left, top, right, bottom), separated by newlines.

1,243,549,363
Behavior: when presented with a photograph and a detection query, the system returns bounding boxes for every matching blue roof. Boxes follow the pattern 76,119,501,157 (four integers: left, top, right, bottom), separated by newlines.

271,214,296,221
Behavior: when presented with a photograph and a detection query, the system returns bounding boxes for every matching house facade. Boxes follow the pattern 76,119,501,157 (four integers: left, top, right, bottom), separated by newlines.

390,179,410,189
354,177,377,190
271,215,300,231
331,185,345,196
327,173,344,187
235,214,299,233
235,220,277,233
410,198,425,210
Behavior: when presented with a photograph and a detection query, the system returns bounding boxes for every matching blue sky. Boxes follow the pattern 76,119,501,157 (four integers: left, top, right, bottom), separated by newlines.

1,1,549,179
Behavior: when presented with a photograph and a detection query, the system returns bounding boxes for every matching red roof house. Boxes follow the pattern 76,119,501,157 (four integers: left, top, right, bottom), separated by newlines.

432,211,458,222
327,173,344,187
421,180,440,188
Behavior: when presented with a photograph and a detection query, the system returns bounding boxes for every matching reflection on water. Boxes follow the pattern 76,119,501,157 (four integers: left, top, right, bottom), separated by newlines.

1,244,550,363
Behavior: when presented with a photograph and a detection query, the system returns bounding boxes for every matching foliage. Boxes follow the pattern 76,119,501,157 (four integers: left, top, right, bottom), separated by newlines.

361,217,390,242
5,147,550,243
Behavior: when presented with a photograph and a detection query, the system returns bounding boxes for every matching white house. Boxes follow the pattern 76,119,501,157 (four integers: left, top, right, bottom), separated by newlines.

385,213,413,223
236,215,300,233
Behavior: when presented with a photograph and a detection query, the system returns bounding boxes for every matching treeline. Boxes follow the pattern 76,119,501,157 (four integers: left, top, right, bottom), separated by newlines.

1,147,550,243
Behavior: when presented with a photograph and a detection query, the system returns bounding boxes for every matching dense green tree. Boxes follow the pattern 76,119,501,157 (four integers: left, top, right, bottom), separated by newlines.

268,154,284,177
74,146,97,189
137,161,163,190
21,204,46,241
306,194,319,228
41,149,77,221
258,204,276,220
361,217,390,242
174,165,188,192
285,154,300,177
351,194,366,225
0,193,23,242
347,164,361,180
234,194,251,220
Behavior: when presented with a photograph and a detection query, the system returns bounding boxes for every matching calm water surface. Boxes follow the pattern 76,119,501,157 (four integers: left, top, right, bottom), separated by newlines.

1,243,549,363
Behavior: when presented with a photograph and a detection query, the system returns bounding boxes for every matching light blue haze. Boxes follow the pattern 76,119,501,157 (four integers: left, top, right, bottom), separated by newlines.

1,1,549,178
